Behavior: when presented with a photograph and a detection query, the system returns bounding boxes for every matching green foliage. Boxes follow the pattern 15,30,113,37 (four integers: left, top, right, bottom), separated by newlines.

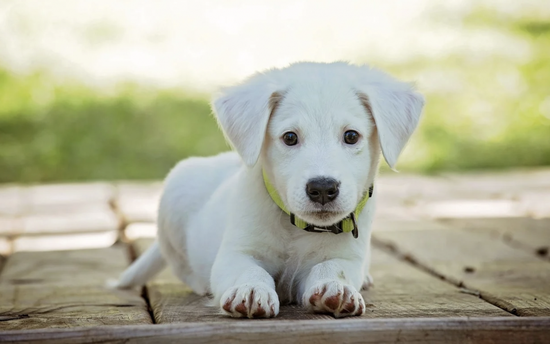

377,9,550,172
0,73,228,182
1,8,549,183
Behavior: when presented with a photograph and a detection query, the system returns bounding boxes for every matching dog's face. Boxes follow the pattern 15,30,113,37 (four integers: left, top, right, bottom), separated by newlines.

213,62,424,227
262,85,378,226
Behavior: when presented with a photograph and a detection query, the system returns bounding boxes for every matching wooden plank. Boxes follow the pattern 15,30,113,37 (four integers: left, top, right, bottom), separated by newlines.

134,237,508,323
115,183,162,224
518,191,550,219
1,317,549,344
0,185,23,216
439,217,550,259
20,204,119,235
443,168,550,195
0,216,20,236
0,245,152,330
133,238,348,322
416,199,525,219
125,223,157,240
373,225,550,316
25,183,115,213
0,236,12,256
132,239,332,323
373,218,450,232
366,248,510,318
12,231,118,252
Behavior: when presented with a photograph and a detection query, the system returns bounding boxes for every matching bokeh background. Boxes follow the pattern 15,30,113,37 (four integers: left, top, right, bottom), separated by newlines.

1,0,549,183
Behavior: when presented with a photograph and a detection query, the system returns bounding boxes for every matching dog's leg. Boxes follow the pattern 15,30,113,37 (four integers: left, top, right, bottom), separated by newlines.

300,259,366,318
211,251,279,319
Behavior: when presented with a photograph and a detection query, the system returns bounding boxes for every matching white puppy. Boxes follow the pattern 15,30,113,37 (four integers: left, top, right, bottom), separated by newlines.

117,62,424,318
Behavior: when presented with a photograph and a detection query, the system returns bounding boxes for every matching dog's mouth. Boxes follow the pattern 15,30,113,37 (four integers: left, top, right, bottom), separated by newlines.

299,210,348,226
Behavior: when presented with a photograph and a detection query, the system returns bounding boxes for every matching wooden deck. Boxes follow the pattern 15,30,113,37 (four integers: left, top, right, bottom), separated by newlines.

1,169,549,343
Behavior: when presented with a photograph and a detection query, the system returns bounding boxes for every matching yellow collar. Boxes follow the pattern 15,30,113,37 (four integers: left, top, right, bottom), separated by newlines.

262,170,372,239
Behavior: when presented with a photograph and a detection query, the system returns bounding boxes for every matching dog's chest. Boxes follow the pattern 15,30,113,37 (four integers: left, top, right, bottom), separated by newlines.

274,230,330,304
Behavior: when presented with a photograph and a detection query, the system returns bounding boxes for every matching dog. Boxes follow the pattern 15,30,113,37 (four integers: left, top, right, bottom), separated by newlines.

116,62,424,318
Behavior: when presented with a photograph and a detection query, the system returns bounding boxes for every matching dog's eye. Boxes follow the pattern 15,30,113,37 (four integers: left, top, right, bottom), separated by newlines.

282,132,298,146
344,130,360,145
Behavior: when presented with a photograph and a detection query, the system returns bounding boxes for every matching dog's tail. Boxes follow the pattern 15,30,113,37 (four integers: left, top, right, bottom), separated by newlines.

116,240,166,289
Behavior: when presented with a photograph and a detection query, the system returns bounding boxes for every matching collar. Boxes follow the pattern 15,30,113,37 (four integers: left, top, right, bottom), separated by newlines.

262,170,373,239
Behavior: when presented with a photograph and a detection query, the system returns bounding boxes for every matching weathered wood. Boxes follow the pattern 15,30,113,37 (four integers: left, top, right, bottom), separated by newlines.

133,237,509,323
1,317,549,344
443,168,550,194
0,245,152,330
373,226,550,316
373,218,450,232
0,186,23,216
115,183,162,224
20,204,119,235
0,237,11,256
518,191,550,218
125,223,157,240
0,183,119,253
417,199,525,219
439,217,550,258
132,239,323,324
0,216,20,236
12,231,118,253
25,183,115,213
366,248,510,318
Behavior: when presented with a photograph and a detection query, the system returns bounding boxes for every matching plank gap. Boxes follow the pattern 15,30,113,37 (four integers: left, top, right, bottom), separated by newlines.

142,286,157,325
108,186,130,243
371,236,520,317
0,253,6,276
127,239,158,325
0,245,153,330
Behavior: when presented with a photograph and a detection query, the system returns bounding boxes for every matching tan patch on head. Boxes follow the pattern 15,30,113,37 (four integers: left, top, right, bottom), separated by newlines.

269,91,286,116
356,92,378,139
357,91,382,178
357,92,373,118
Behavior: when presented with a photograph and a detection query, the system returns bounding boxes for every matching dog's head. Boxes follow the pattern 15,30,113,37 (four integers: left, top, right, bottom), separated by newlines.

212,62,423,227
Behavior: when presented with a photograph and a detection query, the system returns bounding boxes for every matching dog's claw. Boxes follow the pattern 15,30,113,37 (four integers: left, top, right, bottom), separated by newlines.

304,281,365,318
220,283,279,318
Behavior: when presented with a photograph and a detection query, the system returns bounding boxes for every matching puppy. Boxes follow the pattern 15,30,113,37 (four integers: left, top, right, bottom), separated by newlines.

116,62,424,318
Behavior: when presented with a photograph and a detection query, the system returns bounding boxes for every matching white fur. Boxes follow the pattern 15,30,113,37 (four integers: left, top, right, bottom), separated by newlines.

116,62,424,318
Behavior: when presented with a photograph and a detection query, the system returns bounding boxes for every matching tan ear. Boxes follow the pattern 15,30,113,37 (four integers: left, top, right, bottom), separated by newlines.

358,84,424,169
212,74,283,167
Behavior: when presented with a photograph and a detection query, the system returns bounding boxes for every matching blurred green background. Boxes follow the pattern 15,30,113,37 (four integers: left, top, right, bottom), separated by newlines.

0,2,549,183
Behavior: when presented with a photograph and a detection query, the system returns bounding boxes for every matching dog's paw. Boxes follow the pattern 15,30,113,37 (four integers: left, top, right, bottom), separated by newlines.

220,283,279,318
304,280,365,318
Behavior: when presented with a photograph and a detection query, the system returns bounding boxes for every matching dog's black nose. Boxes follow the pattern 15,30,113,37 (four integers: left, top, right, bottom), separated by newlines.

306,178,340,205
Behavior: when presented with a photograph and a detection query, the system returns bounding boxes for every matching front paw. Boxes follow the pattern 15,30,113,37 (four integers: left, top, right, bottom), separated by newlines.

220,283,280,318
304,280,365,318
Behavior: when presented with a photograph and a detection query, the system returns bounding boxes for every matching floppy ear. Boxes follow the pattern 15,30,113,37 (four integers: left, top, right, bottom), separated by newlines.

211,74,282,167
358,83,424,169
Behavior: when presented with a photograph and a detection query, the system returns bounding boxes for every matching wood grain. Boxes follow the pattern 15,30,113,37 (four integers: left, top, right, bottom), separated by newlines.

366,248,510,318
0,245,152,330
115,183,162,224
12,231,118,253
1,317,549,344
373,226,550,316
439,217,550,258
133,237,509,324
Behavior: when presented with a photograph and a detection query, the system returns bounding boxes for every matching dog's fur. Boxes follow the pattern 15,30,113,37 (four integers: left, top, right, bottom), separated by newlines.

116,62,424,318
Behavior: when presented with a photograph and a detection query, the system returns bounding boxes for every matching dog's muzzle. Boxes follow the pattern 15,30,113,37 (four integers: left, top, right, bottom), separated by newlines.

263,170,373,239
